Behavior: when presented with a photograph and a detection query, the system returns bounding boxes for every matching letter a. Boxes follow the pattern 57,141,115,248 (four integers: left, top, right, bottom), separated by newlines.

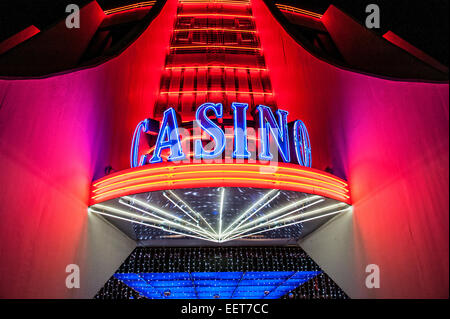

150,108,185,163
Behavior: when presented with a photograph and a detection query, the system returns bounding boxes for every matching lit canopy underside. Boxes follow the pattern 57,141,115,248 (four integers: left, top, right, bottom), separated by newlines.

89,186,351,243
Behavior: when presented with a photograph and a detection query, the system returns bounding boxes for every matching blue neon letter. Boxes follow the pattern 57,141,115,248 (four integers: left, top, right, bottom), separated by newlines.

130,119,151,168
231,102,251,159
149,108,185,163
293,120,312,167
257,105,290,162
194,102,225,159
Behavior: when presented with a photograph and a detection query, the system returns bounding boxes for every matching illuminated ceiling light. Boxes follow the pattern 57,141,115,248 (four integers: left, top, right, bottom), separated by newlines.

265,198,325,225
174,28,256,33
177,13,253,18
225,195,321,238
120,197,217,240
119,201,217,241
223,197,321,240
165,65,267,71
223,206,351,242
222,189,277,235
91,176,349,205
94,204,215,242
92,163,348,189
160,90,270,94
97,201,207,239
218,188,225,241
104,1,156,15
227,198,326,239
91,189,351,243
275,4,323,19
89,208,219,243
167,190,218,235
163,192,198,223
221,190,281,239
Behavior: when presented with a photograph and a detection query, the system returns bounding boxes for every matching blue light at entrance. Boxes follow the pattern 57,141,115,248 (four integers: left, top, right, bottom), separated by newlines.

114,271,321,299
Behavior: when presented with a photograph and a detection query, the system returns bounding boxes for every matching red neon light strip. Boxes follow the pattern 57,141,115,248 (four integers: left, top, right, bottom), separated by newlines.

177,13,253,18
104,1,155,15
180,0,250,1
170,45,261,50
93,163,348,190
92,176,349,201
90,170,351,206
93,163,348,188
92,164,349,191
174,28,256,33
165,65,267,71
160,90,271,95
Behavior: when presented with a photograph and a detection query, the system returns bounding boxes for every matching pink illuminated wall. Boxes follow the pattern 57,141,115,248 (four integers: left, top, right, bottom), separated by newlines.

0,0,178,298
252,0,449,298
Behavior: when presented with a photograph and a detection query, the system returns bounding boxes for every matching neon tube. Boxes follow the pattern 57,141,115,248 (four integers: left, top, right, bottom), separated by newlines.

222,191,282,238
163,192,198,222
89,208,218,243
174,28,256,33
167,190,218,235
177,13,253,18
104,1,155,15
92,163,348,188
117,199,215,240
93,203,216,240
226,207,350,241
218,187,225,240
160,90,269,94
180,0,250,5
93,169,348,194
91,177,350,207
225,198,326,239
221,189,277,234
170,45,261,50
222,208,350,242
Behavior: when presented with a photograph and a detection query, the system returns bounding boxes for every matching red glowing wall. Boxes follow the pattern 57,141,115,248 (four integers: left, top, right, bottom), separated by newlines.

0,0,178,298
252,0,449,298
154,0,275,120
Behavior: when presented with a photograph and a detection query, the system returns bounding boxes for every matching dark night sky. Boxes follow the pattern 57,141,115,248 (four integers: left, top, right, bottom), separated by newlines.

0,0,448,65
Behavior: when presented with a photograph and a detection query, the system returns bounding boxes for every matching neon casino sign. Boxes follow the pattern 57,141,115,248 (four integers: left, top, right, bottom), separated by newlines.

89,102,350,242
131,102,312,168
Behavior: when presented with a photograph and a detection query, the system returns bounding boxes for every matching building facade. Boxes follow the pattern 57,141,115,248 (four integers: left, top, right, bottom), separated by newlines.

0,0,448,298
